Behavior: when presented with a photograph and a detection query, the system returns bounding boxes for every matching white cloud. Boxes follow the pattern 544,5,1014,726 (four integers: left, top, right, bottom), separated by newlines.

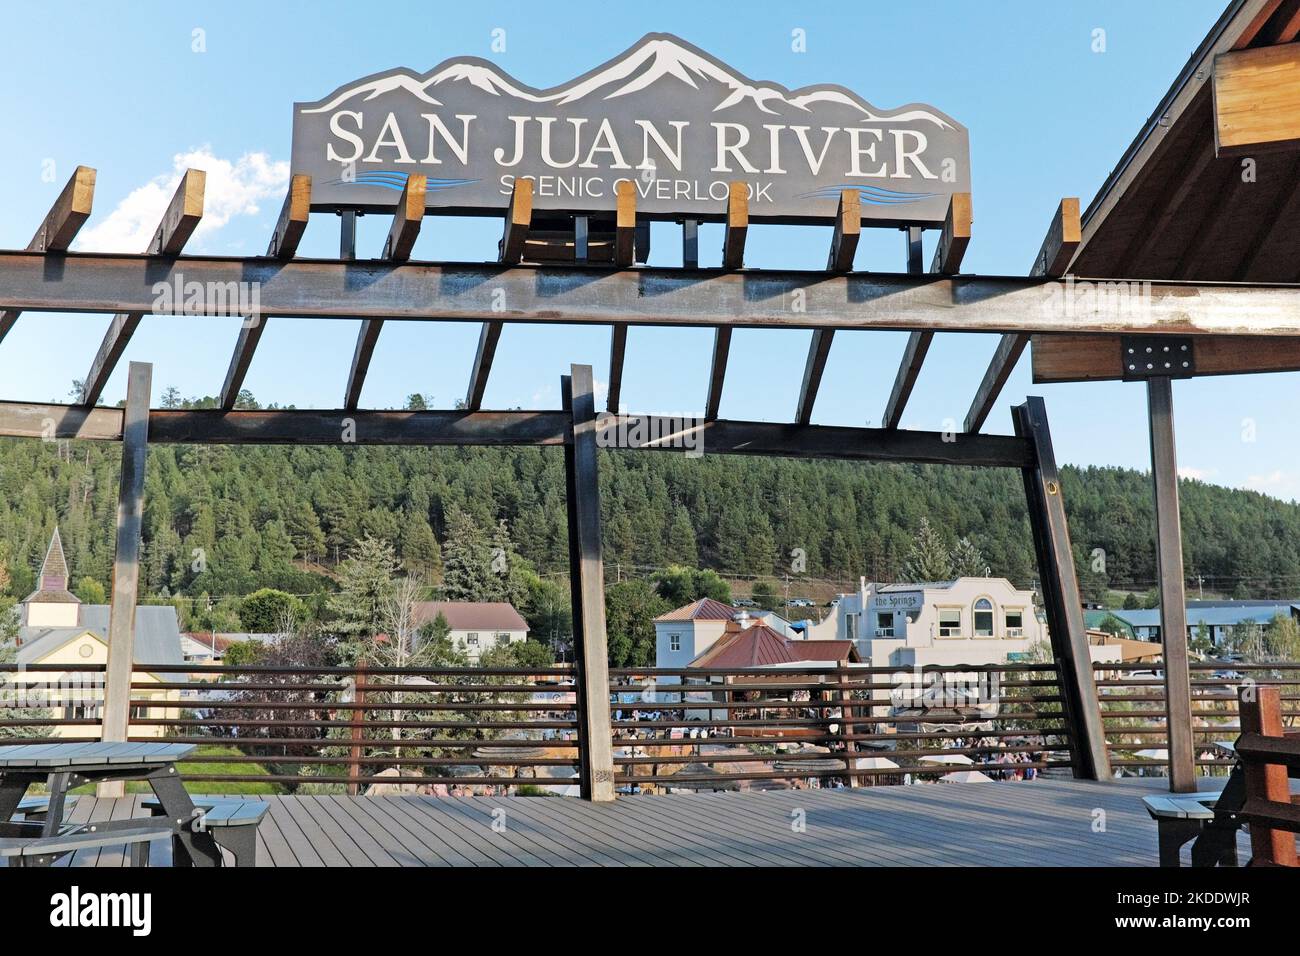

1179,466,1217,481
76,147,289,253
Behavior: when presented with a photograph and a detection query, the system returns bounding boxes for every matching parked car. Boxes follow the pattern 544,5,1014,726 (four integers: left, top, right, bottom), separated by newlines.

732,599,757,608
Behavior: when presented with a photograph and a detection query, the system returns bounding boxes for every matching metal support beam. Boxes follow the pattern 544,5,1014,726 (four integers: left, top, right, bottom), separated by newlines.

704,327,732,420
80,170,204,406
882,226,928,429
10,253,1300,337
466,321,504,411
681,219,698,268
219,173,311,410
1013,397,1111,781
1146,376,1196,793
98,361,151,798
966,198,1081,433
795,330,834,425
606,324,628,413
562,364,615,802
0,164,96,344
574,216,589,262
346,177,426,410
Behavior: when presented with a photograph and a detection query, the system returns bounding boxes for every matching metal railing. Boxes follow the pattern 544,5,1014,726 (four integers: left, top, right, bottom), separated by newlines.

606,663,1073,791
1094,661,1300,773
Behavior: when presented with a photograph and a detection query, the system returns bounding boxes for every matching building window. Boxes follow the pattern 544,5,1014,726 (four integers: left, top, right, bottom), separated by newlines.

876,612,894,638
973,598,994,637
496,632,510,642
938,608,962,638
467,632,479,646
1004,608,1024,638
846,614,858,642
669,633,681,652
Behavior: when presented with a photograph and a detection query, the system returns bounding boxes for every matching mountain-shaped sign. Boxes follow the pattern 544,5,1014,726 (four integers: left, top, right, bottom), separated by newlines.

291,34,970,226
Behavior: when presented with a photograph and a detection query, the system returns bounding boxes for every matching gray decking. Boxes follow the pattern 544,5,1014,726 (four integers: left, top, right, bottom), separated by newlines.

42,777,1241,867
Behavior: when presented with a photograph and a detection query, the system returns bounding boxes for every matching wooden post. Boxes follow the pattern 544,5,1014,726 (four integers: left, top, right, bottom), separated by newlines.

1013,397,1111,781
97,360,151,798
1239,685,1299,866
1147,377,1196,793
838,669,859,788
561,364,616,802
348,657,367,797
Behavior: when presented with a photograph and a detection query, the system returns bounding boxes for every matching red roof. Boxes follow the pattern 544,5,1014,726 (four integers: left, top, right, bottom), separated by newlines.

689,626,859,668
654,597,737,623
411,602,528,632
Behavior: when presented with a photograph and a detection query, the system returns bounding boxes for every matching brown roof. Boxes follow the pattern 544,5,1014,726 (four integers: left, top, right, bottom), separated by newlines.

654,597,736,623
22,527,80,605
412,602,528,632
690,625,860,668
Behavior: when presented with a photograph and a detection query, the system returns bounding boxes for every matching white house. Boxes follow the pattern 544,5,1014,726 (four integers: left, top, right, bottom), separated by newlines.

411,601,529,662
805,577,1045,667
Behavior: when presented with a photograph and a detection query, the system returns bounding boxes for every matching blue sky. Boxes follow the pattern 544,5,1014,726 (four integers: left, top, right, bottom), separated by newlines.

2,1,1294,498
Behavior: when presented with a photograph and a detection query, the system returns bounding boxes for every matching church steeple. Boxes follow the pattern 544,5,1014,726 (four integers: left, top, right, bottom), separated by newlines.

38,526,71,593
22,526,81,619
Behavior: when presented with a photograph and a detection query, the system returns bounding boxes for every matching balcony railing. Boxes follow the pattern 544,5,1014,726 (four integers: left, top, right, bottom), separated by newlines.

7,658,1296,793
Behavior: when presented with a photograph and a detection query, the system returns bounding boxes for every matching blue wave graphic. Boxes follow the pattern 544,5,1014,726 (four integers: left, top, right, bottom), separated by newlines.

325,171,478,192
799,184,937,205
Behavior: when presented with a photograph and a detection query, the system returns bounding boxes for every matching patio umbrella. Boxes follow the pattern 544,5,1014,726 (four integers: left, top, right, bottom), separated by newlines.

918,753,975,766
854,756,900,771
1134,749,1169,760
939,770,993,783
667,762,740,792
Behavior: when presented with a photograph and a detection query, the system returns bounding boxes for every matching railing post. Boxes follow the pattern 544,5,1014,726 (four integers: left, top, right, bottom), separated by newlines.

838,669,859,788
561,364,616,802
1013,398,1110,781
1146,377,1196,792
98,360,150,799
1238,686,1298,866
348,657,367,797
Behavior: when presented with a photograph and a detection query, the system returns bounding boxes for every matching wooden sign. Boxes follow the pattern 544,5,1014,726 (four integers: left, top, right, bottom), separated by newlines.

291,33,970,225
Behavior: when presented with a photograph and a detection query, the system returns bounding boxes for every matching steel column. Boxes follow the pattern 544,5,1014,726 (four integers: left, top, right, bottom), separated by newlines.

1146,376,1196,792
561,364,616,801
1013,397,1111,780
98,360,151,798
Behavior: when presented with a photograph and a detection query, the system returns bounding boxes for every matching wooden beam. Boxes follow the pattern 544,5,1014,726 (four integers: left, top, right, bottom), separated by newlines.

499,177,533,265
0,165,96,344
794,330,834,425
97,361,151,797
606,324,628,413
0,399,1036,466
964,198,1081,433
1146,377,1197,794
79,170,204,406
1214,43,1300,155
928,192,972,275
613,180,636,268
826,190,860,272
465,320,504,411
1013,397,1110,781
721,181,748,270
704,327,732,420
13,253,1300,337
562,364,616,802
344,176,426,410
1032,332,1300,382
881,228,927,429
219,174,311,410
1234,0,1286,48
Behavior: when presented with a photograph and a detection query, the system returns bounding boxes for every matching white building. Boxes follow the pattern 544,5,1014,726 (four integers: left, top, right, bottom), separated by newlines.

411,601,529,663
652,598,803,669
805,577,1045,667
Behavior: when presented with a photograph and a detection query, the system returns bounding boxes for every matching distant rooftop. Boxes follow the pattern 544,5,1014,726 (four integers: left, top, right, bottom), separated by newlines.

17,605,184,666
654,597,737,623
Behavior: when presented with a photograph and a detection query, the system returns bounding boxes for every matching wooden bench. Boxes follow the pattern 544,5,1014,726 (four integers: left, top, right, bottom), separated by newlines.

141,797,267,867
1142,792,1232,867
1234,686,1300,867
0,823,172,867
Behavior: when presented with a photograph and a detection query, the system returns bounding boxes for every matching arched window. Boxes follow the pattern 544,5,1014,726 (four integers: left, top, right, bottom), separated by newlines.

973,598,994,637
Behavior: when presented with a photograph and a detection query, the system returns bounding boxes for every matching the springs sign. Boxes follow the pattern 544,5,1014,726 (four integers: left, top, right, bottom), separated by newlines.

291,34,970,226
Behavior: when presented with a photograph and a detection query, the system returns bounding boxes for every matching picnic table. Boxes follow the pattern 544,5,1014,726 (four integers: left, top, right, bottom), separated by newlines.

0,742,223,867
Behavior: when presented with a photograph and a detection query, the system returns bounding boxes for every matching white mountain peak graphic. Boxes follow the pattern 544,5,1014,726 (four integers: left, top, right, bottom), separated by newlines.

301,36,954,130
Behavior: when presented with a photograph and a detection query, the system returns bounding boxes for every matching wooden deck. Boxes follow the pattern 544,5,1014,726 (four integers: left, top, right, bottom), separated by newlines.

43,777,1242,867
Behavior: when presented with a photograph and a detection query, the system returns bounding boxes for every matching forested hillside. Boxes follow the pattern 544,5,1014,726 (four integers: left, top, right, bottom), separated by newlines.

6,427,1300,623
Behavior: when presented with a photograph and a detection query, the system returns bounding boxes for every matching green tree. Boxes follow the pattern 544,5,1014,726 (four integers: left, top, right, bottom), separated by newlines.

605,579,671,667
327,535,400,640
654,566,731,607
440,506,495,601
73,576,106,605
751,579,779,611
900,517,953,582
239,588,306,632
950,536,990,578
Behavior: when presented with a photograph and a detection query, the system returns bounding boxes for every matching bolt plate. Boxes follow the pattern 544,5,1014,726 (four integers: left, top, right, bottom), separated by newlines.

1120,337,1194,380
